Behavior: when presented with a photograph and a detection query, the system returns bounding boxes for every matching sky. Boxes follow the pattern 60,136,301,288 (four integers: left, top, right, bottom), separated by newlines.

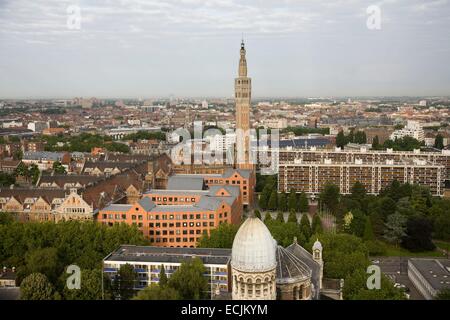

0,0,450,99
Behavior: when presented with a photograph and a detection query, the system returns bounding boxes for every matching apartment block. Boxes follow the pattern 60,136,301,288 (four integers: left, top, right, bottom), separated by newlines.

278,157,445,196
276,147,450,180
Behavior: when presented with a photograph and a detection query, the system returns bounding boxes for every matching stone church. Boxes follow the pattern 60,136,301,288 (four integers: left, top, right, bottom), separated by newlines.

231,216,326,300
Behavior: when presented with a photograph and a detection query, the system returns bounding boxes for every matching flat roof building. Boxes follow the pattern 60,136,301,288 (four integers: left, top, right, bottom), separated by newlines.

408,258,450,300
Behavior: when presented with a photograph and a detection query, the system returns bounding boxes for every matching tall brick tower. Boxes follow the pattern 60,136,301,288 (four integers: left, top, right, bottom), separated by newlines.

235,40,253,170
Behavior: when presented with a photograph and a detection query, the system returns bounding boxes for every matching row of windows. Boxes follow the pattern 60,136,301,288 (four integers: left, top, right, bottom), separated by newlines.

206,179,247,185
102,212,228,220
151,196,197,203
150,237,201,243
149,229,206,236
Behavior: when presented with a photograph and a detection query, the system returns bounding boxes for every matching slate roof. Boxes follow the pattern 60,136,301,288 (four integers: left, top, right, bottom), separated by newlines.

102,204,132,212
167,175,205,190
222,168,252,179
0,188,66,203
38,174,101,188
137,197,156,211
276,245,312,283
23,151,68,161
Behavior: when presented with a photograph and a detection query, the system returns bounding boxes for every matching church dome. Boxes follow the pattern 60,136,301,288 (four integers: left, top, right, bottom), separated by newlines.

231,217,277,272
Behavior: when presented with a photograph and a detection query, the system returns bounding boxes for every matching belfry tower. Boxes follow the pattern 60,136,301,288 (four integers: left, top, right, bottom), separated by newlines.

235,40,253,170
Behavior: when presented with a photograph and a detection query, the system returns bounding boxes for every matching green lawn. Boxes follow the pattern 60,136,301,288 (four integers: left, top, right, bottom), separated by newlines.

434,240,450,252
381,243,445,258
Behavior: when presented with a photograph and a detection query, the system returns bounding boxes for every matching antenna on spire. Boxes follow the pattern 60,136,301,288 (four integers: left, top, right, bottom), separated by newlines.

241,33,245,48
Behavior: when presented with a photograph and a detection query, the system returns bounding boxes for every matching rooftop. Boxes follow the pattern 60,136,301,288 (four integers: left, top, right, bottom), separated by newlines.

104,245,231,265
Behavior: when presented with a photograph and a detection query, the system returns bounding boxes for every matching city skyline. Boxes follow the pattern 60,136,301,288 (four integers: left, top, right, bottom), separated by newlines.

1,0,450,99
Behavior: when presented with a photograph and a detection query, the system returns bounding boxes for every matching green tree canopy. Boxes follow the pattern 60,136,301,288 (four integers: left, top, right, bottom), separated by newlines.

197,223,239,249
319,183,340,214
133,284,180,300
298,192,309,213
20,273,55,300
168,257,208,300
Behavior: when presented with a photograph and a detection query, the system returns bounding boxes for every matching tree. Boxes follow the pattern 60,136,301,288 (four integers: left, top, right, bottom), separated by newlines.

336,130,346,148
15,162,29,178
402,216,435,252
434,134,444,150
133,284,180,300
278,192,287,212
306,233,369,280
384,213,407,246
52,161,66,174
20,273,56,300
319,184,340,214
311,215,323,234
276,212,285,222
24,247,61,284
159,265,168,287
299,214,312,240
287,210,297,223
266,220,306,247
258,191,268,210
0,172,15,187
112,264,137,300
288,189,297,212
344,269,405,300
28,164,40,185
264,212,273,223
372,135,380,150
351,182,366,201
349,209,367,238
197,223,239,248
362,217,375,241
298,192,309,213
63,268,103,300
254,209,262,220
168,257,208,300
267,190,278,211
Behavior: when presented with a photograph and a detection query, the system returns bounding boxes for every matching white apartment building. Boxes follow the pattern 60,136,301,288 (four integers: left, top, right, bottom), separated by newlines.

390,120,425,141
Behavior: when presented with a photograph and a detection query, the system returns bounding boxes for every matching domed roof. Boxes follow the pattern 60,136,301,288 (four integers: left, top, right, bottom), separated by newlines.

313,239,322,251
231,217,277,272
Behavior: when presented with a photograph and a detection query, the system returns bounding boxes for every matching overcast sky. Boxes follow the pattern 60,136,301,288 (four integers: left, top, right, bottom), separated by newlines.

1,0,449,99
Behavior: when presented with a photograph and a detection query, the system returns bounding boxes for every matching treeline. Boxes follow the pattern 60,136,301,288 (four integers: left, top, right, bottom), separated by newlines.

282,126,330,136
43,133,130,153
372,136,424,151
318,181,450,253
336,129,367,147
257,175,309,213
122,131,166,142
0,217,147,300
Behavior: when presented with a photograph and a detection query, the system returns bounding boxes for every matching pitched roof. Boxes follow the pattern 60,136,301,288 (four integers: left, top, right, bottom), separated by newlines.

167,175,205,190
0,188,66,204
38,174,101,188
137,197,156,211
276,245,312,283
223,168,252,179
